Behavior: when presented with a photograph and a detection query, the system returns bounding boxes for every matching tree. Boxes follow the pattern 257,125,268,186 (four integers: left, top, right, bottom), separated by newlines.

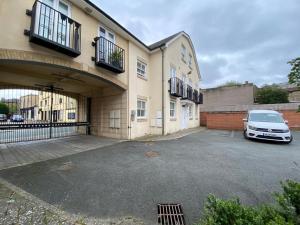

288,57,300,86
255,85,289,104
0,102,9,115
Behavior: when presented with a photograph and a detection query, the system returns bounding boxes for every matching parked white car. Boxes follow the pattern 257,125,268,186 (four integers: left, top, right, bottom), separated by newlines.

243,110,293,143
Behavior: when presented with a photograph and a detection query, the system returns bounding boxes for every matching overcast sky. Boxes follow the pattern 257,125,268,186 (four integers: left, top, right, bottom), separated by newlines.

93,0,300,88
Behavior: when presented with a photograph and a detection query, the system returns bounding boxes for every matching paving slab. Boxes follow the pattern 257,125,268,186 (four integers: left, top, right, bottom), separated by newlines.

0,135,124,170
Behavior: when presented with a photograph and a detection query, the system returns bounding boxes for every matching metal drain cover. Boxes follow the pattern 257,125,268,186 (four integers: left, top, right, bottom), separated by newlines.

157,203,186,225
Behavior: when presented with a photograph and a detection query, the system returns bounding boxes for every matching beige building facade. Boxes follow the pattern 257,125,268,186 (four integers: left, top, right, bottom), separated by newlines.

0,0,202,139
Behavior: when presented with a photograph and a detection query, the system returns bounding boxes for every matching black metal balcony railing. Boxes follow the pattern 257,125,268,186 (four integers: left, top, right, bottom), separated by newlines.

94,36,125,73
193,89,199,103
26,0,81,57
198,92,203,104
169,77,183,97
187,85,193,101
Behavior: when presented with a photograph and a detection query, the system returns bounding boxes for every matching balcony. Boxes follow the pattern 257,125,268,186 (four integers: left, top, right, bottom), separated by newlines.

187,85,193,101
169,77,183,97
94,37,125,73
193,90,203,104
25,0,81,57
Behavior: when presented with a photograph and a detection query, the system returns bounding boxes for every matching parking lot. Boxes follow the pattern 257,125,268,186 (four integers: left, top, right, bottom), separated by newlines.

0,130,299,224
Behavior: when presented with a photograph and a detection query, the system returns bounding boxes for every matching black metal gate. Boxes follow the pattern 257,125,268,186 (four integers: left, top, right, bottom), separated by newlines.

0,85,89,144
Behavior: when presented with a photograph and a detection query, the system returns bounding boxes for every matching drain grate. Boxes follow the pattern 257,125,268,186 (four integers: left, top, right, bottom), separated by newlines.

157,203,186,225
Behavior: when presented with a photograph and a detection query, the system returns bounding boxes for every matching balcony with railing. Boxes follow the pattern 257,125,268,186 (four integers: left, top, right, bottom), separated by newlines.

193,90,203,104
169,77,183,97
93,37,125,73
25,0,81,57
187,85,193,101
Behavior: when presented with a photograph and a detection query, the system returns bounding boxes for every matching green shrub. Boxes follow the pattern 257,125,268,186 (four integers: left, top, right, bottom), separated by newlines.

0,102,9,115
255,85,289,104
196,180,300,225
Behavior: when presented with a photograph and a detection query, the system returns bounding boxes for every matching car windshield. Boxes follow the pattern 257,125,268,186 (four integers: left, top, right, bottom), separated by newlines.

249,113,284,123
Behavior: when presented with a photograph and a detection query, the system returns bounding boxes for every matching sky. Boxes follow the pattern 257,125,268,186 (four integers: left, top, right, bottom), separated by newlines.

92,0,300,88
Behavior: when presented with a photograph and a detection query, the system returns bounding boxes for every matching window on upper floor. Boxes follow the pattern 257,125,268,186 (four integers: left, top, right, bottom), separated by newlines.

137,99,146,118
170,101,176,118
137,60,147,78
188,54,192,68
170,66,176,78
181,44,186,62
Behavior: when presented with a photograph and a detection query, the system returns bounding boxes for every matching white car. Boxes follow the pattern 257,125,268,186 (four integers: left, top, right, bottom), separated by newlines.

243,110,293,143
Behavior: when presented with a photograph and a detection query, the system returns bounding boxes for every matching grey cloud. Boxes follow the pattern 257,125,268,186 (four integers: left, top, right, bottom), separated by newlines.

93,0,300,87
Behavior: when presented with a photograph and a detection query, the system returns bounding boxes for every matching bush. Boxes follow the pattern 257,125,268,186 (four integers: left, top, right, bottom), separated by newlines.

255,85,289,104
0,102,9,115
196,180,300,225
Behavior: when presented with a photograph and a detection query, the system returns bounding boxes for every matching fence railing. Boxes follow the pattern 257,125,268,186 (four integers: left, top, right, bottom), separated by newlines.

28,0,81,57
169,77,183,97
95,36,125,73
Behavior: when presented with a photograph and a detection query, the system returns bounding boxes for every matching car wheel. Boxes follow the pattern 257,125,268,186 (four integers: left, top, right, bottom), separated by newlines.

243,130,249,139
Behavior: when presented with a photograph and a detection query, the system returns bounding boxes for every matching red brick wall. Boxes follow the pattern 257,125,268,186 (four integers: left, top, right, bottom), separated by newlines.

200,110,300,130
200,112,208,126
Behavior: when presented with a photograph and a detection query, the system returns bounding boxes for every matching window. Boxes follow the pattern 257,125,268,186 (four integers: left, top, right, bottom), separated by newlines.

109,110,121,128
188,54,192,68
68,112,76,120
137,60,147,78
40,101,43,107
137,99,146,118
170,66,176,78
170,101,176,118
59,98,62,104
181,44,186,62
189,105,193,118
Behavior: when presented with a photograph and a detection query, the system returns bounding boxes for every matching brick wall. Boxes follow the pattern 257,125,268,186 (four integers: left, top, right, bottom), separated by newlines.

201,110,300,130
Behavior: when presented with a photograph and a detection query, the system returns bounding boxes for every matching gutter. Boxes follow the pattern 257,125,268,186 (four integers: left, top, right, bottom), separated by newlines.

160,45,167,135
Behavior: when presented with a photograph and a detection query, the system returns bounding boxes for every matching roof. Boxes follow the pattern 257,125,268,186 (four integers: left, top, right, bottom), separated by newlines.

148,32,182,50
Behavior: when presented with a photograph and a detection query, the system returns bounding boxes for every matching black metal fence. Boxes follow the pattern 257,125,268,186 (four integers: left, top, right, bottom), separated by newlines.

169,77,183,97
95,36,125,73
0,86,88,144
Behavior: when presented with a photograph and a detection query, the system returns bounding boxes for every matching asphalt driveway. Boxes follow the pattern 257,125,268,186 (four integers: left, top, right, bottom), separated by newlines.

0,130,299,224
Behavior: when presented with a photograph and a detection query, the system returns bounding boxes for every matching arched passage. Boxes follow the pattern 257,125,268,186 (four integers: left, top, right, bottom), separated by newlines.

0,54,129,143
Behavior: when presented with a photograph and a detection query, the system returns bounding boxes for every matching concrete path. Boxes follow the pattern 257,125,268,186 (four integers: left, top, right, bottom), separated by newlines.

136,127,206,141
0,135,124,170
0,130,299,224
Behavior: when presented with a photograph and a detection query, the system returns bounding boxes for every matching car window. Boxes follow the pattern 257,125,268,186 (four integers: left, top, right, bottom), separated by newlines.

249,113,284,123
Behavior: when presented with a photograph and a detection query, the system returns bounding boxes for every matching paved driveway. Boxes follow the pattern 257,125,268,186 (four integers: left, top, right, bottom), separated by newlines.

0,130,299,224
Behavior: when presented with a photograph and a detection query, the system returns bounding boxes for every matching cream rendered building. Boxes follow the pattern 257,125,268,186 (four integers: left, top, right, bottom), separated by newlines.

0,0,202,140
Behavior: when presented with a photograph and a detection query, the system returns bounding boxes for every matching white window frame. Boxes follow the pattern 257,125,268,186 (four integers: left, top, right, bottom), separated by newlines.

181,44,186,62
137,99,146,119
109,110,121,128
137,60,147,78
170,101,176,118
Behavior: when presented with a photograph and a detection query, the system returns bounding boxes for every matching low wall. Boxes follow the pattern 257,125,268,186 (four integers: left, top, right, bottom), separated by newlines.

200,103,300,130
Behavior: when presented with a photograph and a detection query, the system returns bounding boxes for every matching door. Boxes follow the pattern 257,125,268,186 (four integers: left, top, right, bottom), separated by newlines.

181,106,188,129
34,0,70,46
99,27,115,63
